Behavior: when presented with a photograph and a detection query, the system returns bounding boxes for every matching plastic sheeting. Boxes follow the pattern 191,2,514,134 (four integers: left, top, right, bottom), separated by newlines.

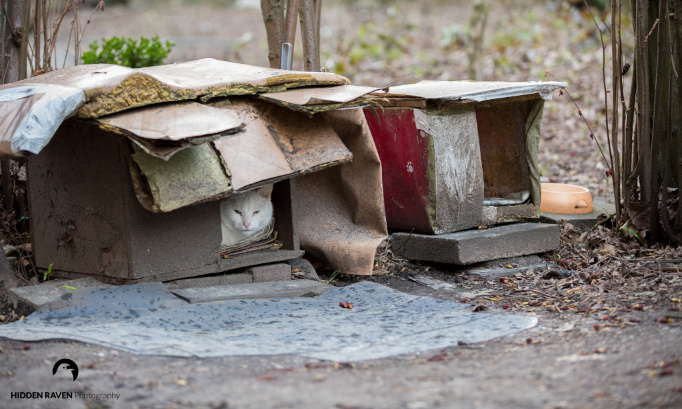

0,281,537,361
0,85,84,158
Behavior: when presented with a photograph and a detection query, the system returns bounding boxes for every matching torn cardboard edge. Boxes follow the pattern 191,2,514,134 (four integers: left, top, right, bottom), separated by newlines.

121,97,353,213
374,80,567,102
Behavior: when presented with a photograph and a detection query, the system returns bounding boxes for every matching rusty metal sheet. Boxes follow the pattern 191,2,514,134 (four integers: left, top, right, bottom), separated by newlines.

212,98,353,191
95,102,246,160
0,59,350,119
377,80,566,102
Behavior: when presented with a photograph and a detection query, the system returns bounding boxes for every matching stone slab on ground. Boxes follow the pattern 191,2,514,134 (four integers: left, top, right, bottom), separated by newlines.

539,200,615,230
8,277,112,312
392,223,560,265
165,272,253,289
287,258,319,280
171,279,331,303
248,263,292,282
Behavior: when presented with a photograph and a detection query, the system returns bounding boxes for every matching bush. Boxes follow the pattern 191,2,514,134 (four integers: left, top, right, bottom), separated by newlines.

81,35,174,68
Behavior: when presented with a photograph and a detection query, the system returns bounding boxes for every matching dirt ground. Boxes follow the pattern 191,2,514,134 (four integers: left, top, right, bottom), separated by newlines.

2,1,682,408
1,265,682,409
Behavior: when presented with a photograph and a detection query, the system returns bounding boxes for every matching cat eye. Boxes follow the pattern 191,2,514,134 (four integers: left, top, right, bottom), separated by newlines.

234,210,242,215
253,211,260,215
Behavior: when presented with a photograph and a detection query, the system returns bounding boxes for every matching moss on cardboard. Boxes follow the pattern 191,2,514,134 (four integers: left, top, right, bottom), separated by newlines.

130,143,233,213
77,71,349,119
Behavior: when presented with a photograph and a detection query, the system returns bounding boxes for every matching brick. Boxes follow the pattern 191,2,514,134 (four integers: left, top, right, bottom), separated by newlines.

248,263,292,283
391,223,560,265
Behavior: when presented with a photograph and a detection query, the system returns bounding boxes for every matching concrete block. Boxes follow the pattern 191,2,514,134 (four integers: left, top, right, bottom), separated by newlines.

166,272,252,289
539,200,615,230
391,223,560,265
287,258,319,280
8,277,112,312
248,263,291,283
171,279,331,303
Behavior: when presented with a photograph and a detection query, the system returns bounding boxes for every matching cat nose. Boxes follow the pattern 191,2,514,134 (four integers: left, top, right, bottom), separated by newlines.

243,221,251,229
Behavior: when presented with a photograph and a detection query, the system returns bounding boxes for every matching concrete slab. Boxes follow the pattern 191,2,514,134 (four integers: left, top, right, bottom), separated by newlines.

392,223,560,265
171,279,331,303
8,277,112,312
248,263,292,283
287,258,319,280
165,272,253,289
539,200,615,230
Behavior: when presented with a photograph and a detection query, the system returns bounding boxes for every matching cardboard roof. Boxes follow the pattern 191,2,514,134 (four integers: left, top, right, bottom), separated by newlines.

375,80,566,103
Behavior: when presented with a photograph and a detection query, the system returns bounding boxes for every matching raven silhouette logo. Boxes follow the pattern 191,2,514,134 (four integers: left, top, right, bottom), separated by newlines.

52,359,79,381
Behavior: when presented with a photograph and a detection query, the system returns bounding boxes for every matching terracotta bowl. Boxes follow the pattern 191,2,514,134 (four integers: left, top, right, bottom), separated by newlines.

540,183,593,214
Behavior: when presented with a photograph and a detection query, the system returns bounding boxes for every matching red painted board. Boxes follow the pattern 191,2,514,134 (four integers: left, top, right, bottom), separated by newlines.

363,108,433,234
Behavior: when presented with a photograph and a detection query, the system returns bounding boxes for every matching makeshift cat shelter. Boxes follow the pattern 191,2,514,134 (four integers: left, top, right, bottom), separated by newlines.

0,59,387,282
362,80,566,234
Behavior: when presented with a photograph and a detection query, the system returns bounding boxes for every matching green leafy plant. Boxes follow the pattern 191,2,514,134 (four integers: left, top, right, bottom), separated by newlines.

81,35,174,68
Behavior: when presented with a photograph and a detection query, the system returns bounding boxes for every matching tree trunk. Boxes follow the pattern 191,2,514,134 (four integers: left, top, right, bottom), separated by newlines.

261,0,286,69
299,0,319,71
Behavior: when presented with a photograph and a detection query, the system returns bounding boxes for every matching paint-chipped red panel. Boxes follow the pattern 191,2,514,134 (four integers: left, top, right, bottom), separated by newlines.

364,108,433,234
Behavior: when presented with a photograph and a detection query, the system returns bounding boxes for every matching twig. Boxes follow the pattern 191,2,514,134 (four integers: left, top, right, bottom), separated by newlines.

644,18,660,43
511,288,561,299
591,212,615,231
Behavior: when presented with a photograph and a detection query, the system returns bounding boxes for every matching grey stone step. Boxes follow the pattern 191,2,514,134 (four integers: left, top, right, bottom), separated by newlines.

391,223,560,265
8,277,113,312
170,279,332,304
539,200,615,230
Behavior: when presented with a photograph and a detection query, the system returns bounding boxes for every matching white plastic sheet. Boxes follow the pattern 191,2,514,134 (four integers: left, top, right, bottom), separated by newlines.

0,85,84,158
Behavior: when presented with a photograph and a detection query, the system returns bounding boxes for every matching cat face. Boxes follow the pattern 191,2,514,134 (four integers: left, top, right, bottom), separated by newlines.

220,184,274,237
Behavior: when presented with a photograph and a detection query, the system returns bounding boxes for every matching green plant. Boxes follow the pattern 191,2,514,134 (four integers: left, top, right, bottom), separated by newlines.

81,35,174,68
42,263,53,282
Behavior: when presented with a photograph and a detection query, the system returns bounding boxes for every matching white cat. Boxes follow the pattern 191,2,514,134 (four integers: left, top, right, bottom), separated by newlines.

220,184,274,246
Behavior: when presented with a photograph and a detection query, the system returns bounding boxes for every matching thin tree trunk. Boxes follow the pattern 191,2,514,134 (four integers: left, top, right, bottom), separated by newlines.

298,0,319,71
261,0,286,69
1,0,26,82
610,0,622,222
33,0,41,72
636,0,651,200
675,0,682,236
1,0,26,220
285,0,299,55
648,0,670,240
623,57,636,209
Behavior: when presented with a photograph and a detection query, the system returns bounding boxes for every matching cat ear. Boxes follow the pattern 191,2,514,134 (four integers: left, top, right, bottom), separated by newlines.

256,184,273,199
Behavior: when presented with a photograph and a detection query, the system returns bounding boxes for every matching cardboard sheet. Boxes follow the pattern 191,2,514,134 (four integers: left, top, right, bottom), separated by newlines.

378,80,566,102
0,59,350,119
96,101,246,160
127,97,354,212
296,108,388,275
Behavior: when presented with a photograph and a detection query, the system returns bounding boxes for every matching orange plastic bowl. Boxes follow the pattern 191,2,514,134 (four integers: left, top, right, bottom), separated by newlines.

540,183,593,214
